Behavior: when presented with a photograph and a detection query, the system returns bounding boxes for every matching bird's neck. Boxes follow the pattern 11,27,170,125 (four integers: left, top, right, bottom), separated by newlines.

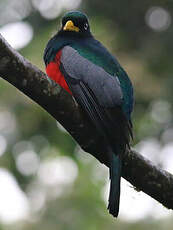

56,30,93,39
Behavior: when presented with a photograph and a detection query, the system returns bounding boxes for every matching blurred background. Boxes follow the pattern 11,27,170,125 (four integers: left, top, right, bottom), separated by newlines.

0,0,173,229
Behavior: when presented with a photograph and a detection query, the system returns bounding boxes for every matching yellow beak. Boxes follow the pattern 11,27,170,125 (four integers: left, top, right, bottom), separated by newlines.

63,20,80,32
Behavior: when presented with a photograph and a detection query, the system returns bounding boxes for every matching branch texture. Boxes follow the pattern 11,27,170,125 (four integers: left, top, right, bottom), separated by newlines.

0,34,173,210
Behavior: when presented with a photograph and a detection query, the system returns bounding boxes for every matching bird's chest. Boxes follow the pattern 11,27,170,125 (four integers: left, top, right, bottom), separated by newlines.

46,50,72,94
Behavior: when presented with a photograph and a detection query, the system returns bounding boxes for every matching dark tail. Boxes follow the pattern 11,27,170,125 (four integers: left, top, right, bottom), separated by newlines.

108,153,122,217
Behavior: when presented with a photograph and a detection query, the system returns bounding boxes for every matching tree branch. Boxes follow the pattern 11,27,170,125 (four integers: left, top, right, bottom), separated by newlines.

0,34,173,211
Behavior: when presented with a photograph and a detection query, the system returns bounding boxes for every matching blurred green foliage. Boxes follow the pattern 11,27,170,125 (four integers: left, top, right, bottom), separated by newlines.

0,0,173,229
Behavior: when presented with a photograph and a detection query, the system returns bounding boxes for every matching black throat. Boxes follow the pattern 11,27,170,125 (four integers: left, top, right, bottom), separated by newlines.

57,29,93,39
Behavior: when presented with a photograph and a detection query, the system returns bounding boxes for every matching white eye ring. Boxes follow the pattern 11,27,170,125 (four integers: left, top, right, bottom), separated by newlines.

84,23,88,30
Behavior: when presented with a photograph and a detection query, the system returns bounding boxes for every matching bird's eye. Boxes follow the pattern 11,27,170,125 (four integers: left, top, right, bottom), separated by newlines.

84,23,88,30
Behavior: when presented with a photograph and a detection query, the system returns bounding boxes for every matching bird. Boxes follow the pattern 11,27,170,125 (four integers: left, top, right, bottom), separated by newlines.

44,11,134,217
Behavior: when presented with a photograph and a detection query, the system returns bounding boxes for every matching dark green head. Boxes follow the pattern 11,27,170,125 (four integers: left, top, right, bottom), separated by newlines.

59,11,91,37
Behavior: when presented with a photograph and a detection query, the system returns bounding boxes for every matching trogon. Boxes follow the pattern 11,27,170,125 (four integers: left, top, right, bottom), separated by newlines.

44,11,134,217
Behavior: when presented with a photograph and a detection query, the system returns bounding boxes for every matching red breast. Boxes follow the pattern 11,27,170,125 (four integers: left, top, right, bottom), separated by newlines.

46,50,72,94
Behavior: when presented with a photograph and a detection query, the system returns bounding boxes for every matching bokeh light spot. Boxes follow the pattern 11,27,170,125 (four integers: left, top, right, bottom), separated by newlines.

135,138,161,162
0,21,33,49
162,128,173,144
13,141,34,156
150,100,172,124
0,0,32,26
38,156,78,186
160,143,173,174
27,185,46,212
145,7,171,31
0,168,29,223
63,0,82,10
0,110,16,136
32,0,55,11
32,0,81,20
16,150,40,176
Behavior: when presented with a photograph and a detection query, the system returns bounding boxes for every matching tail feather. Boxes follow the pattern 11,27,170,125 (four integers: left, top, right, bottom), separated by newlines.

108,153,122,217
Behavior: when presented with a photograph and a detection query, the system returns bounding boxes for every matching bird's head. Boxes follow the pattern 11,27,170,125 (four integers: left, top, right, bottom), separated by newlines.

59,11,91,37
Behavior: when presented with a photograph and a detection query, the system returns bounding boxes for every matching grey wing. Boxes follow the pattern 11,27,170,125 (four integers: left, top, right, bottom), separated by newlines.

60,46,123,108
60,46,131,149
